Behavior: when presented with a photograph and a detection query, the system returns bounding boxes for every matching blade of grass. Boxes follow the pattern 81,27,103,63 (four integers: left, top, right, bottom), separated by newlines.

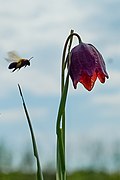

18,84,43,180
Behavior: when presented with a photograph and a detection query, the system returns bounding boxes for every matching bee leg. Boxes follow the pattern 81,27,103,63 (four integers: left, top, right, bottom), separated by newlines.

12,68,17,72
12,69,16,72
17,67,22,71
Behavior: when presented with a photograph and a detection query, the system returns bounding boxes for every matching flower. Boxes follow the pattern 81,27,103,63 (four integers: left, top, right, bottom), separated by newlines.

69,42,109,91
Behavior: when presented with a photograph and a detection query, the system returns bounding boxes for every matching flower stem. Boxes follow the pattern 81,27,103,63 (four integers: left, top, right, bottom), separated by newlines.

56,30,81,180
61,29,74,165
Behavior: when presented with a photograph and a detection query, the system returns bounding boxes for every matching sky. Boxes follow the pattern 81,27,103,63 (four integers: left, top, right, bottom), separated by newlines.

0,0,120,171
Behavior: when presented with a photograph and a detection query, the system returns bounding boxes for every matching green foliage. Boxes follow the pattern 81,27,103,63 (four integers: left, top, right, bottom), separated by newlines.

0,171,120,180
0,172,36,180
19,149,35,172
0,172,55,180
67,170,120,180
0,142,13,172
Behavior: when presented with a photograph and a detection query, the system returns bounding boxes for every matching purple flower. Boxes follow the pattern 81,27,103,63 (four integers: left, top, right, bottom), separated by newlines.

69,42,109,91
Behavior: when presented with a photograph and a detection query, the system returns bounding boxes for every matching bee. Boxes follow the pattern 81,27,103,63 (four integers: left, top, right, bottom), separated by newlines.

6,51,33,72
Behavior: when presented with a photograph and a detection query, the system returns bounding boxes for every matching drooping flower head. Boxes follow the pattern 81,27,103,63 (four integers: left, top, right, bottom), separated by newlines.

69,42,109,91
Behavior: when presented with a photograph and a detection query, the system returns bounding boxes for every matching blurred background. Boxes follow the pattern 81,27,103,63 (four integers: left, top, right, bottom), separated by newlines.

0,0,120,179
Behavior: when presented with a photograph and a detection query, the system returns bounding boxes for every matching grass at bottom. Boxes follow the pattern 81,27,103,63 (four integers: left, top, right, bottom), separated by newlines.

0,170,120,180
0,172,35,180
67,170,120,180
0,172,55,180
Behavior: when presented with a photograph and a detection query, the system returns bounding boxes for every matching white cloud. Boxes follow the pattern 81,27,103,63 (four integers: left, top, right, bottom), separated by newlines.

0,66,60,98
0,0,120,64
0,0,83,52
0,106,48,123
93,93,120,105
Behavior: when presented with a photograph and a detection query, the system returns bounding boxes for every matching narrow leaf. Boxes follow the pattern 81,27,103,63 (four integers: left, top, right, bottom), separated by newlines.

18,84,43,180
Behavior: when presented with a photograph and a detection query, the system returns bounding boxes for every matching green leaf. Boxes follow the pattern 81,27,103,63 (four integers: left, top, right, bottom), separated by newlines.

18,84,43,180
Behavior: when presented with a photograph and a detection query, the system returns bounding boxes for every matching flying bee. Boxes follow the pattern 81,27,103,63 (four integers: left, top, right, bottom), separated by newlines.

5,51,33,72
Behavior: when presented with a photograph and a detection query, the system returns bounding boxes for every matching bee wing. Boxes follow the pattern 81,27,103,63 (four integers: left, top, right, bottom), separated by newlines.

5,51,21,62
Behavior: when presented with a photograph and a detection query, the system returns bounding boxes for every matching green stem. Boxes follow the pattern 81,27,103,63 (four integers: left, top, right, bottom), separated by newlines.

56,72,69,179
56,30,81,180
62,32,81,74
61,30,74,168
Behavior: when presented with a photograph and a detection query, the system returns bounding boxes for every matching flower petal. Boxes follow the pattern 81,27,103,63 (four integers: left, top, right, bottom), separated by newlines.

69,41,109,91
79,72,97,91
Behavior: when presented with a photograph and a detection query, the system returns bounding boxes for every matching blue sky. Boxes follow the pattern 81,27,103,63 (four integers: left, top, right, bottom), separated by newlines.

0,0,120,170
